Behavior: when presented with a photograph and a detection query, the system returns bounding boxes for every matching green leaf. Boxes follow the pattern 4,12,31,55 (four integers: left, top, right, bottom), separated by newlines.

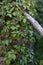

23,18,26,23
40,60,43,65
12,12,16,16
11,26,15,30
6,58,11,65
7,14,12,17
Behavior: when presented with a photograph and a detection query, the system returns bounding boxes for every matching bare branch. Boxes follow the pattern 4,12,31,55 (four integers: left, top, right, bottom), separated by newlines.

24,11,43,36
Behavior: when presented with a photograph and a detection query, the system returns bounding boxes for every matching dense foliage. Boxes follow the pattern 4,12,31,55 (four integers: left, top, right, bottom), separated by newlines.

0,0,43,65
36,0,43,25
34,0,43,65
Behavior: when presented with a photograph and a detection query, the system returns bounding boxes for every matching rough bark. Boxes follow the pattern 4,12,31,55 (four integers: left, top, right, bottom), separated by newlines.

24,11,43,37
